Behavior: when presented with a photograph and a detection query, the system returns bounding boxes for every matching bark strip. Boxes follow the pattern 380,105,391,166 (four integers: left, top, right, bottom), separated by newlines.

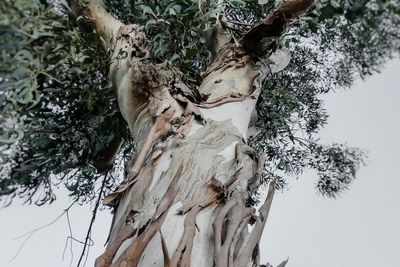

96,166,183,267
68,1,314,266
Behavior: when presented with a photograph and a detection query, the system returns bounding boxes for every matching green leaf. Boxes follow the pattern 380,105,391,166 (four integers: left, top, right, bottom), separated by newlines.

230,0,246,6
330,0,340,9
170,53,180,62
143,6,156,17
172,4,182,14
15,49,33,62
169,8,177,16
0,129,24,144
145,19,157,30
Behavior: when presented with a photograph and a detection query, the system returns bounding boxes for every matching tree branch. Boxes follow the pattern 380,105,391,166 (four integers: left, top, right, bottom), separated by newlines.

77,172,108,267
241,0,316,54
205,0,232,57
9,201,77,263
68,0,123,50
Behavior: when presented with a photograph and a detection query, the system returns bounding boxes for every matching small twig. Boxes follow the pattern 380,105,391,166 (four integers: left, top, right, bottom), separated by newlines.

40,71,65,85
14,28,34,38
62,211,80,267
226,20,253,27
76,172,108,267
9,200,77,262
62,236,88,265
83,238,91,267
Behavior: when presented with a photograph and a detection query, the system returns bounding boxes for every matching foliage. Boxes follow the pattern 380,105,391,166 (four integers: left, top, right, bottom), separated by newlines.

103,0,274,85
0,0,399,204
251,0,399,195
0,0,127,205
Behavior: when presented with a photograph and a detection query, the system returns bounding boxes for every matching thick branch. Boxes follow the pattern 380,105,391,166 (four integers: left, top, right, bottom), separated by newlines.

205,0,231,56
241,0,316,54
69,0,123,49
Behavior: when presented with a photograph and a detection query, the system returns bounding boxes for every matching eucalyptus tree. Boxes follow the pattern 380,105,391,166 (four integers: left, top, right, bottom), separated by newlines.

1,0,399,266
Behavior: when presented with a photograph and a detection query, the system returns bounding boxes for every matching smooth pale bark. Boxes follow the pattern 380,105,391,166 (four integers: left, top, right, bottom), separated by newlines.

70,1,316,266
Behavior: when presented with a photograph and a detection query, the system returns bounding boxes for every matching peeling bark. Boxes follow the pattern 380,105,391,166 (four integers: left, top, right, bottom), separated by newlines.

69,0,315,266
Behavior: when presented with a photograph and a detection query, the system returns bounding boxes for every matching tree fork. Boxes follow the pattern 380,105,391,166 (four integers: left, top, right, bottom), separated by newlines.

69,1,317,266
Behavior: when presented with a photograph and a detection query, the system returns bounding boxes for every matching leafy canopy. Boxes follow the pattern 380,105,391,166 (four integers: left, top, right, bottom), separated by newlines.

0,0,399,205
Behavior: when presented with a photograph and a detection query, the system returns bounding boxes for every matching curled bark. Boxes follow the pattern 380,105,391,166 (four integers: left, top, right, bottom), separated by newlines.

69,1,313,266
212,143,273,267
95,166,183,267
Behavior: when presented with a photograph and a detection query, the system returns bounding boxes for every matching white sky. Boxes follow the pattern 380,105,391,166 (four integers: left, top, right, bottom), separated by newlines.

261,58,400,266
0,59,399,267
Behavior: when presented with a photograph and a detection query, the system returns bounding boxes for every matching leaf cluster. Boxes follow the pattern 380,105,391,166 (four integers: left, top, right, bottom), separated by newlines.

0,0,398,204
0,0,127,205
103,0,276,85
251,0,399,196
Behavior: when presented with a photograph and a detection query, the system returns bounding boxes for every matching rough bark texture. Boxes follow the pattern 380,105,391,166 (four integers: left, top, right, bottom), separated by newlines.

70,1,316,266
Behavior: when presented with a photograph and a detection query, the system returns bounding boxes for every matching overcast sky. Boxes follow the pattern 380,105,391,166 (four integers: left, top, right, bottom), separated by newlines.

0,58,399,267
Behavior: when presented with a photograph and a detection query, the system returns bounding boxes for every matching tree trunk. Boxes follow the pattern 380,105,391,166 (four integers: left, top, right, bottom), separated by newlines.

70,1,315,266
